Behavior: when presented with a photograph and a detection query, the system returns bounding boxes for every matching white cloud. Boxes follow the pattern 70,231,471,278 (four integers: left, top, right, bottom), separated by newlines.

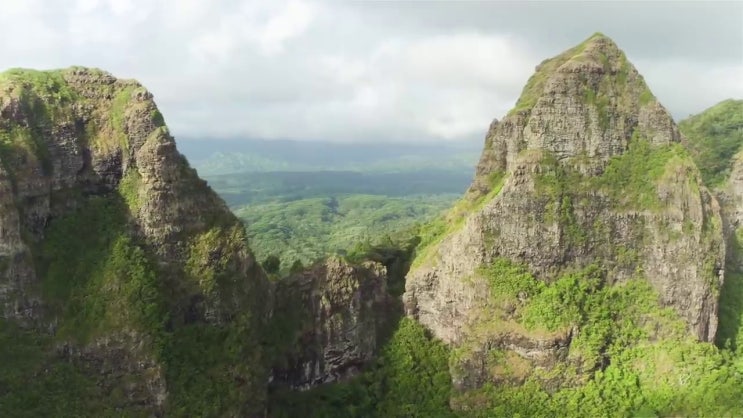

189,0,318,64
0,0,739,143
304,33,534,141
636,59,743,121
254,0,317,54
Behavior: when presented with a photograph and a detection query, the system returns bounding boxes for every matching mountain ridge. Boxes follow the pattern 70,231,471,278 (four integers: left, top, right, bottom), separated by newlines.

1,36,742,418
403,32,725,404
0,67,270,416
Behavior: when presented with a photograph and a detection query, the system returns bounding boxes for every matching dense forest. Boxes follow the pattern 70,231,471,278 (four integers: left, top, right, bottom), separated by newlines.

182,141,479,272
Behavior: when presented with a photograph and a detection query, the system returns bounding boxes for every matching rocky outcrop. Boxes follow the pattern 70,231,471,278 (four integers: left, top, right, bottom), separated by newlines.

404,33,725,390
0,67,269,415
0,67,406,416
270,257,391,390
679,100,743,350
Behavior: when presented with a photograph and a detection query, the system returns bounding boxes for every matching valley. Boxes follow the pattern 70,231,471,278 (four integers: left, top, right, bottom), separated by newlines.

178,140,478,273
0,32,742,418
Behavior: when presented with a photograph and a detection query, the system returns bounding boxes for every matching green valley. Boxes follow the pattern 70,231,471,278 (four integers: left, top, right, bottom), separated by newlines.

235,194,456,273
181,144,479,273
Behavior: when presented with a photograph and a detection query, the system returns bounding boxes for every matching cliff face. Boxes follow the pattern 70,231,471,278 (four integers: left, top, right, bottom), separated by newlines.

0,67,394,416
0,68,269,416
404,34,725,389
270,258,391,390
679,99,743,350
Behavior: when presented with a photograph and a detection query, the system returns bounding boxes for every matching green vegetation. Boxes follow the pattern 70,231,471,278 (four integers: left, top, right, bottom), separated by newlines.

283,258,743,417
39,196,165,343
0,70,79,178
162,313,265,417
184,224,249,295
201,147,477,275
0,126,48,181
597,134,691,208
119,168,143,210
0,68,77,106
510,33,613,114
679,99,743,187
583,84,612,130
535,135,691,212
639,88,655,105
510,53,574,114
30,191,265,416
236,194,456,272
0,193,164,417
412,172,506,268
3,65,742,418
717,228,743,353
269,318,454,418
0,320,120,418
453,336,742,417
109,86,135,150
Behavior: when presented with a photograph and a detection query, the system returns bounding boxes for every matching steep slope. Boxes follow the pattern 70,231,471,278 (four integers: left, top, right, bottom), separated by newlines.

680,99,743,187
680,100,743,350
269,257,391,390
0,68,269,416
404,33,725,397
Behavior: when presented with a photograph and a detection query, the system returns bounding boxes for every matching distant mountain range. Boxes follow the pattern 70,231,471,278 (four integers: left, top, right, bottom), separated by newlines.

176,137,482,175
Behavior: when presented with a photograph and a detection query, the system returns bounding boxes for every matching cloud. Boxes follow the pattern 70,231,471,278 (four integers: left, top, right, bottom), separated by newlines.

189,0,318,63
636,59,743,119
0,0,740,143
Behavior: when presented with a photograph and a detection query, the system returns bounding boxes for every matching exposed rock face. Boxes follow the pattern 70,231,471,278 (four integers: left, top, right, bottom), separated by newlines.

270,258,390,390
680,100,743,349
0,66,401,416
721,154,743,239
469,36,680,190
404,34,725,389
0,67,269,415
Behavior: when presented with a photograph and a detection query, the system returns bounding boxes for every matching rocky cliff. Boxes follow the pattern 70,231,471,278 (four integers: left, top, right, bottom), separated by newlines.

0,67,397,416
679,99,743,351
404,33,725,392
0,67,269,416
269,257,391,390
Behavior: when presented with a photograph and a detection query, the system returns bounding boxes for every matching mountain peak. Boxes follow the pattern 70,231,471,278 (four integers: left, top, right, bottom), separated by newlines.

405,34,725,402
511,33,635,115
567,32,623,62
583,31,614,46
470,33,677,197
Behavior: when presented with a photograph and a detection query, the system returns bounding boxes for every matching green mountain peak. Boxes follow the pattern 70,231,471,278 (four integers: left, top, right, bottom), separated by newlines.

509,32,655,117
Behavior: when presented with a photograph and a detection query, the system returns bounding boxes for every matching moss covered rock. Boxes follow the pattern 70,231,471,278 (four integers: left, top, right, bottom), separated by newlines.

0,67,269,416
404,33,726,408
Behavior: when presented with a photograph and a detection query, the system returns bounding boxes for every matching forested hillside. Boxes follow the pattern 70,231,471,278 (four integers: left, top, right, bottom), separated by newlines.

186,141,478,272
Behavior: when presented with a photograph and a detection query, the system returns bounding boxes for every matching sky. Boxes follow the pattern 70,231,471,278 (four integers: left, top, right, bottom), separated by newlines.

0,0,741,144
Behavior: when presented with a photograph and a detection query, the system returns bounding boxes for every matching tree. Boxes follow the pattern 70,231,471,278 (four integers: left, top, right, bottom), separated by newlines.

289,259,305,274
262,255,281,274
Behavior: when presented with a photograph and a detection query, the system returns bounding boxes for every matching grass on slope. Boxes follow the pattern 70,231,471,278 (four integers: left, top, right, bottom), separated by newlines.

0,320,117,418
679,99,743,187
412,172,506,269
39,196,165,343
31,190,265,416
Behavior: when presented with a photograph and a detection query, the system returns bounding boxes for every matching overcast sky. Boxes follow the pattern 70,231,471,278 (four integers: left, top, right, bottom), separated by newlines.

1,0,742,143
